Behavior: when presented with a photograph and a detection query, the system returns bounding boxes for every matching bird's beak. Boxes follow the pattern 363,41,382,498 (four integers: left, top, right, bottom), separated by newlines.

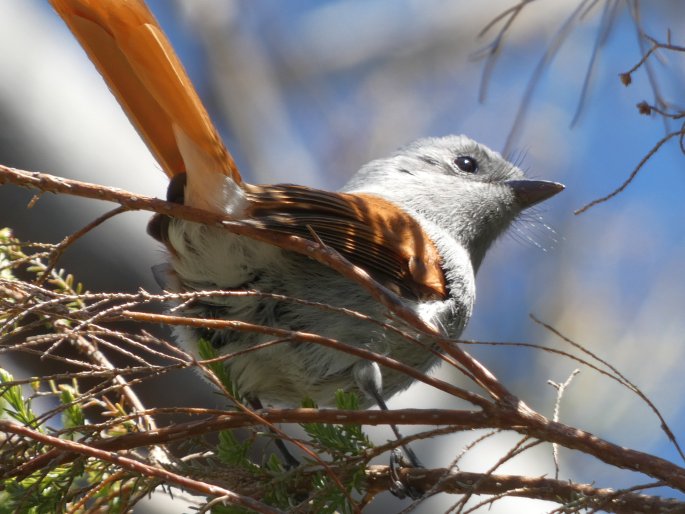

505,180,565,208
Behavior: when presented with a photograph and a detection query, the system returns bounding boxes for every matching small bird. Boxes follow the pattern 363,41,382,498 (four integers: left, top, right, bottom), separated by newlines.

50,0,564,415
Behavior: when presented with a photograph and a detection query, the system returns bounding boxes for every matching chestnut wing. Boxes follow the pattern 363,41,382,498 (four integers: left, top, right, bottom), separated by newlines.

245,184,447,302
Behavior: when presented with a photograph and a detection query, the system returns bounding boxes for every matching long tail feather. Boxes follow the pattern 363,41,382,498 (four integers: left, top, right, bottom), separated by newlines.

50,0,242,195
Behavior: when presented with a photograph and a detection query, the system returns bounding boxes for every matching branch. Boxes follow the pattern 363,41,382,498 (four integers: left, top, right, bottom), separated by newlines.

119,310,488,408
366,467,680,514
6,406,685,496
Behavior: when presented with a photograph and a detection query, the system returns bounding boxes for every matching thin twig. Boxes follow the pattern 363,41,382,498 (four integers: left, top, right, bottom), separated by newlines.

574,128,683,214
119,309,489,408
37,206,127,287
476,0,538,103
548,369,581,478
570,0,620,127
531,315,685,463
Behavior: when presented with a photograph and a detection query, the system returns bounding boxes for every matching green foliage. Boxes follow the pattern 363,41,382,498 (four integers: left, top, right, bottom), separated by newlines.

0,228,86,334
206,389,371,512
59,383,86,433
302,390,372,458
1,464,80,514
0,228,85,297
217,430,258,471
210,504,256,514
297,391,371,513
0,228,17,280
198,337,243,401
0,368,39,427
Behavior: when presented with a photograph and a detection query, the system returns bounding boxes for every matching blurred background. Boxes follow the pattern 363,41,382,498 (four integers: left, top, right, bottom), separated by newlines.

1,0,684,512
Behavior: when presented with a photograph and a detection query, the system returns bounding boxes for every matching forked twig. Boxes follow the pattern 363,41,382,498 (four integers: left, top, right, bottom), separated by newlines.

574,128,683,214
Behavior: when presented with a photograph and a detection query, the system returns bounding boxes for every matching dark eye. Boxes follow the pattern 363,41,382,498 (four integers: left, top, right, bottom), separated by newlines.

454,155,478,174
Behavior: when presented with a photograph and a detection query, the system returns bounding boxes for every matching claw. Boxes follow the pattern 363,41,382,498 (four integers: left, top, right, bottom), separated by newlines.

389,448,423,500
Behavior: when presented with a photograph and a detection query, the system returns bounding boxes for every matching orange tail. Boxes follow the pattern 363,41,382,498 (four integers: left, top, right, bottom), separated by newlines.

50,0,242,191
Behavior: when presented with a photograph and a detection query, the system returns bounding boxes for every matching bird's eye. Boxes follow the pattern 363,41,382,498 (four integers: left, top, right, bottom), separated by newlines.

454,155,478,173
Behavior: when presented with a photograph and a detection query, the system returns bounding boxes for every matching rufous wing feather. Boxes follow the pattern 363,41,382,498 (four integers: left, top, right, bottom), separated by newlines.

246,184,448,302
49,0,241,192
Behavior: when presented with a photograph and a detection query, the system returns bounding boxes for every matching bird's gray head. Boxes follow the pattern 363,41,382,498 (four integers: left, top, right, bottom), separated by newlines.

343,135,564,271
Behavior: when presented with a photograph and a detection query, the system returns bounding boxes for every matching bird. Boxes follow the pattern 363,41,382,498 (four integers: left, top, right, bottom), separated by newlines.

49,0,563,420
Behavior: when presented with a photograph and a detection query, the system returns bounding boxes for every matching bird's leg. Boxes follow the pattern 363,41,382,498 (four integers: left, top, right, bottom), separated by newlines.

353,361,424,499
249,397,300,470
372,390,423,468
